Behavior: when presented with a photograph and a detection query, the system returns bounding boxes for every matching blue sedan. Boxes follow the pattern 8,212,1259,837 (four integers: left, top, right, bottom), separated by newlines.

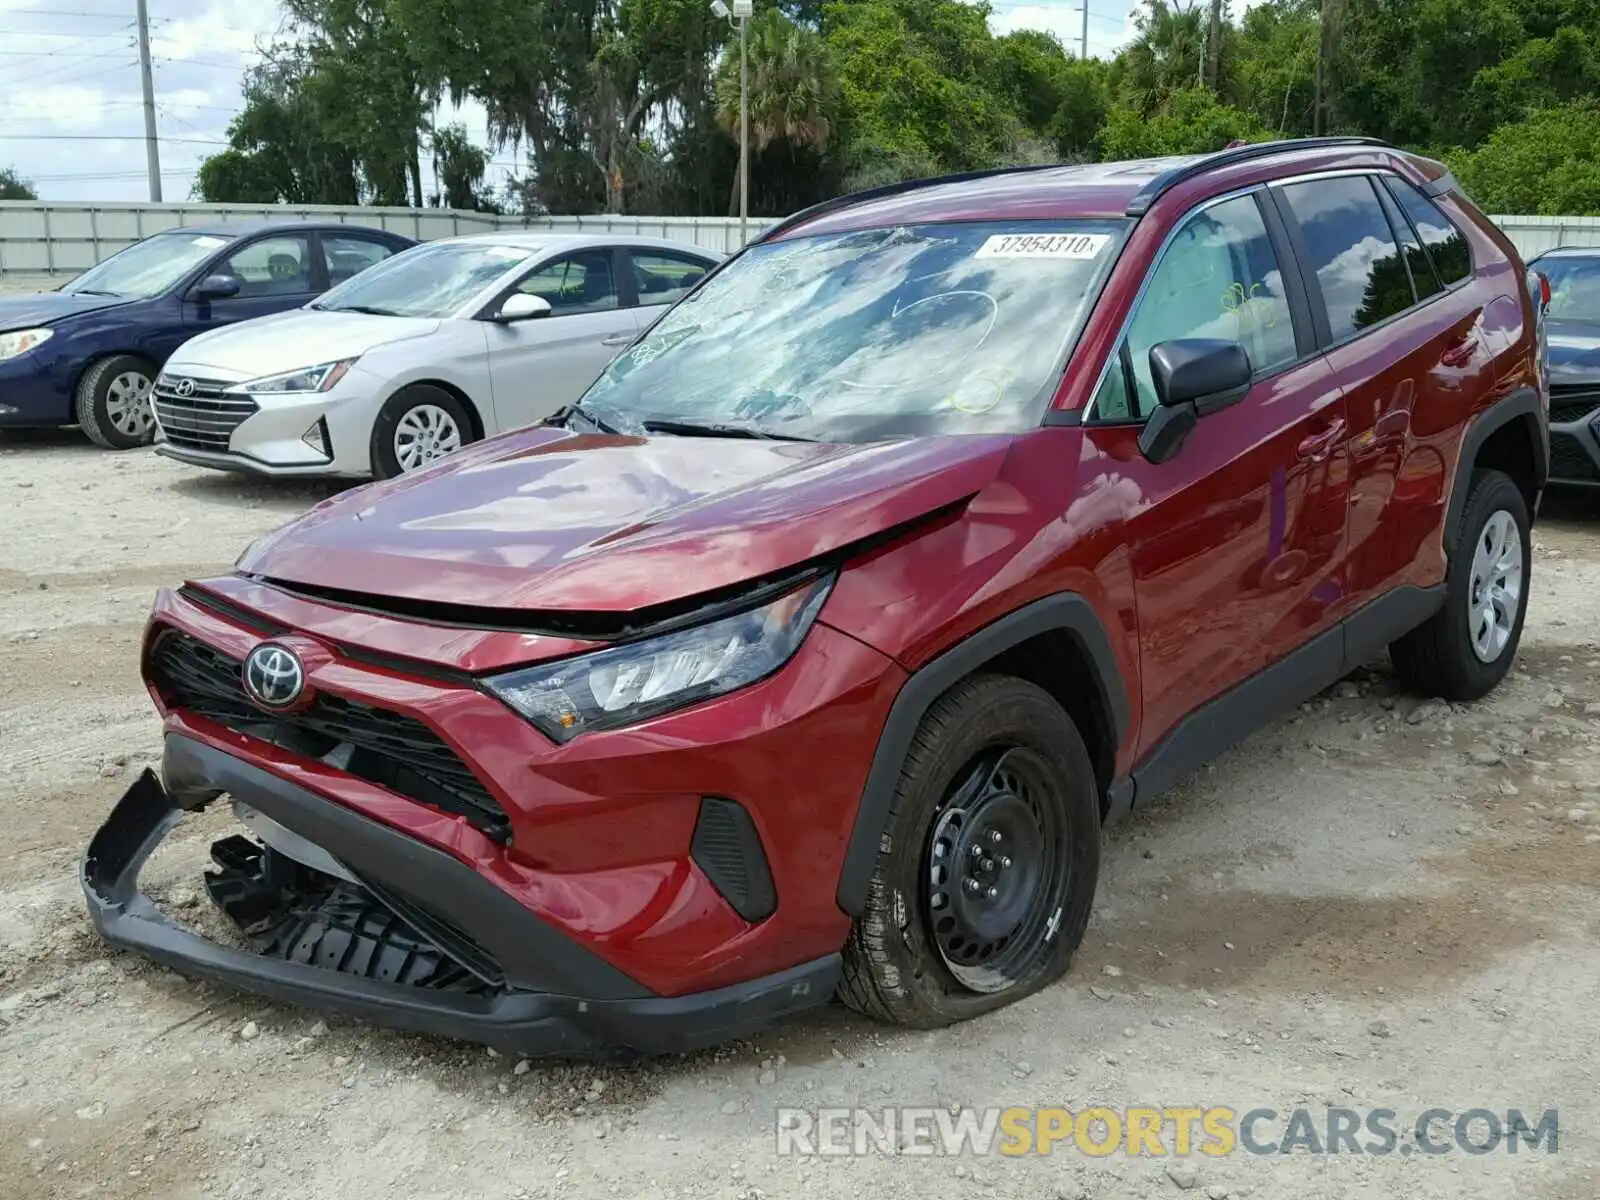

0,220,416,448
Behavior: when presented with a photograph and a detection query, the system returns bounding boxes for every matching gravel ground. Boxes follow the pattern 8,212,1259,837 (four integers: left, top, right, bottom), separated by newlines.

1,430,1597,1200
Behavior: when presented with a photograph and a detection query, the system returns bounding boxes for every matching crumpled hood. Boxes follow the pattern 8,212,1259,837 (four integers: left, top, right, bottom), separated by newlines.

238,426,1014,612
168,308,442,378
0,290,130,329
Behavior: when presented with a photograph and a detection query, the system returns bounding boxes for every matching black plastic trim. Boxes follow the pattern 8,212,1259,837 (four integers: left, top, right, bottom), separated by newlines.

83,748,840,1058
1124,137,1391,218
835,593,1128,916
691,797,778,923
1255,187,1320,360
1128,585,1445,807
1447,387,1549,543
1421,170,1460,199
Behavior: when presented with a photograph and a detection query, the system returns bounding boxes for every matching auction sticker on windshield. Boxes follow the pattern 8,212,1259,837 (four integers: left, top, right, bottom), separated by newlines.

975,233,1111,259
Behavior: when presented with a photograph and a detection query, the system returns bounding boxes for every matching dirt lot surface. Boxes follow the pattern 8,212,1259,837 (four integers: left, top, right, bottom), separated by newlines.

1,430,1597,1200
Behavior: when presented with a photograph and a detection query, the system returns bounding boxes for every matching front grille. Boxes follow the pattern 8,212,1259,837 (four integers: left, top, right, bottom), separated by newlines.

152,375,258,454
1549,384,1600,425
1549,430,1600,482
149,630,511,842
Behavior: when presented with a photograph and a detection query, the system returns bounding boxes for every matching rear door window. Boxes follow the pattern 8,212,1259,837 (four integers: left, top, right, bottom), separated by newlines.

1279,176,1412,340
322,235,397,285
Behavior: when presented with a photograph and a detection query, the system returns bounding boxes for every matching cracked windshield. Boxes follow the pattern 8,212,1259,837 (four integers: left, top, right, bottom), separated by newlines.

581,221,1126,442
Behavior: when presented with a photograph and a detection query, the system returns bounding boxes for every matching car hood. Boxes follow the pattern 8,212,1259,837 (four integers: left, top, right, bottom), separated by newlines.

168,309,442,377
0,290,131,329
237,426,1014,613
1546,319,1600,381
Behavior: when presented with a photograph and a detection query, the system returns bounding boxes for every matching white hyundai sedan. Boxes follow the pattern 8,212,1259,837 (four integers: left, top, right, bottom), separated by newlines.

150,232,723,478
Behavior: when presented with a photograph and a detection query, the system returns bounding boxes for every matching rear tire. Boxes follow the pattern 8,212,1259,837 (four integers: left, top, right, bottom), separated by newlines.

1390,469,1530,701
75,354,156,449
368,384,477,479
838,675,1100,1028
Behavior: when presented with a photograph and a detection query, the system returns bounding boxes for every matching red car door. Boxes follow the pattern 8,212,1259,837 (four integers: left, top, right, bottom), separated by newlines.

1272,172,1501,628
1076,188,1350,792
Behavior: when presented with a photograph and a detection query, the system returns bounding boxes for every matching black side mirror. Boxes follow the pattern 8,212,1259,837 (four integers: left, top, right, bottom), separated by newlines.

193,273,241,301
1138,338,1252,464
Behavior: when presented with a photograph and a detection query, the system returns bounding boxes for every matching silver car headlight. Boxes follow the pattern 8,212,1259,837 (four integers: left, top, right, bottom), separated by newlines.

0,327,52,360
485,574,834,742
226,358,358,396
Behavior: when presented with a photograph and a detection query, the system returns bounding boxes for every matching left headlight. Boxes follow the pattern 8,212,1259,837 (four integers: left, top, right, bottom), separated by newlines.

0,327,53,361
226,358,357,396
485,574,835,743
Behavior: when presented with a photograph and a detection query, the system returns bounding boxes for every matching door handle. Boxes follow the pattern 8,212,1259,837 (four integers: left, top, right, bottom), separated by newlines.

1297,418,1346,461
1441,331,1479,368
601,333,634,347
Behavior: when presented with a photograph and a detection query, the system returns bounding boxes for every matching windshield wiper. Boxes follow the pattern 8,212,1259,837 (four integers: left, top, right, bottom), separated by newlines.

547,401,625,435
643,418,814,441
324,304,403,317
69,288,121,297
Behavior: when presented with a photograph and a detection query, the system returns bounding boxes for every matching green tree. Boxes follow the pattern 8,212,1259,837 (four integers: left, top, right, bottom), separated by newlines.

430,123,499,211
1451,99,1600,214
1113,0,1209,116
1096,86,1268,159
715,7,839,215
0,166,37,200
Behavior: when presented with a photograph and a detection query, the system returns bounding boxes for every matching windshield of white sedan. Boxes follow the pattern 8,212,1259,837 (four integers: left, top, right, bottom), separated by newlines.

313,241,525,318
580,220,1125,440
64,232,232,298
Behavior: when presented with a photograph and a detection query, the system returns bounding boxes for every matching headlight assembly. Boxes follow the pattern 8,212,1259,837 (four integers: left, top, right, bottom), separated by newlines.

0,327,53,360
485,574,834,742
226,359,357,396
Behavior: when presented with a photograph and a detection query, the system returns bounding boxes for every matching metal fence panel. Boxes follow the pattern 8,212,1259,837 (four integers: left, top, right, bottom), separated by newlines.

2,198,1595,278
0,201,767,278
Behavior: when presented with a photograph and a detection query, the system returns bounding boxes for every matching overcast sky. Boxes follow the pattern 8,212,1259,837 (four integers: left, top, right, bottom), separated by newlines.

0,0,1179,204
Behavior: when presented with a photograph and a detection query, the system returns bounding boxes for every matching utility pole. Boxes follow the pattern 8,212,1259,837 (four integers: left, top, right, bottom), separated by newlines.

1315,0,1342,136
135,0,161,201
1205,0,1223,91
1080,3,1088,61
738,0,749,245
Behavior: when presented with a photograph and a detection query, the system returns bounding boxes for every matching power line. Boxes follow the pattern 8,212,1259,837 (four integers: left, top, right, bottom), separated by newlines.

0,57,136,89
0,133,227,144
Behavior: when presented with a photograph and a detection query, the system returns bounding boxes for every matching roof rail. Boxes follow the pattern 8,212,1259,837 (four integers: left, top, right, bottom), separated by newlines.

1123,136,1393,217
756,162,1070,245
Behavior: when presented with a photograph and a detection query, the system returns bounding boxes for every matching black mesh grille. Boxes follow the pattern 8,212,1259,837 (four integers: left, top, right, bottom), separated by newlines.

153,375,258,454
1550,385,1600,426
149,630,510,842
1550,430,1600,483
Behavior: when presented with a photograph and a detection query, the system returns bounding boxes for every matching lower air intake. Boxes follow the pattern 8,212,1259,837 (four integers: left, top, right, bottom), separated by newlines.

690,797,777,923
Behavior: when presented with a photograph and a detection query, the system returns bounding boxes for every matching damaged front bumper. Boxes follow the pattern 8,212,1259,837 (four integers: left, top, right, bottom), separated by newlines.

82,734,838,1058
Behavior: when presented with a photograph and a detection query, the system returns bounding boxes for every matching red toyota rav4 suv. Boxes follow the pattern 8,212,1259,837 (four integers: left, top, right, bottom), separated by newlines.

86,138,1549,1056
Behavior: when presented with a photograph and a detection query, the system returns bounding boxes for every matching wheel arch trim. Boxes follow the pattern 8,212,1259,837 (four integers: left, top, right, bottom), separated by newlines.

1447,386,1547,546
834,593,1129,917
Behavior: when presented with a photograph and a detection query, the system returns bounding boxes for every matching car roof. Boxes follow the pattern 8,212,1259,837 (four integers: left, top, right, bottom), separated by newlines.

1531,246,1600,260
770,138,1451,242
432,230,726,258
157,220,409,238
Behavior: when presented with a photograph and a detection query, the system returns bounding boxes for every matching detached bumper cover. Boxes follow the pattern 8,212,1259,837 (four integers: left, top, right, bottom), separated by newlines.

82,735,839,1058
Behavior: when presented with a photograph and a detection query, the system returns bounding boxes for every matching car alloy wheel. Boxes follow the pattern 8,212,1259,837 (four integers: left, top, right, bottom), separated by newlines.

924,745,1068,994
393,403,463,473
1467,509,1523,663
104,370,154,439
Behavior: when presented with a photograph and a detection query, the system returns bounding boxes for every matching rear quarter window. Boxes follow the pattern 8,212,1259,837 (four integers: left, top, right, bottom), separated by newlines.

1386,178,1472,286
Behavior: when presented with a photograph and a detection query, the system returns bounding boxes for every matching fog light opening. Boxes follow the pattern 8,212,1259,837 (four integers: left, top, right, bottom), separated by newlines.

300,417,332,460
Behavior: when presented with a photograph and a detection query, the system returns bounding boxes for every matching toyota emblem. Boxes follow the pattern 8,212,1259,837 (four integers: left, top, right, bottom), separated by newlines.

172,377,196,398
243,643,305,710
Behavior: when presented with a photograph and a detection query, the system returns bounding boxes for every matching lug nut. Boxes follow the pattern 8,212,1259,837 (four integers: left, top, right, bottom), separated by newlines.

970,844,984,859
986,886,999,899
988,830,1002,844
965,879,981,893
999,855,1012,869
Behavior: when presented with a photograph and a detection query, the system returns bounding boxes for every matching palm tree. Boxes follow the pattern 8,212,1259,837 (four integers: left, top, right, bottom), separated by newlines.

1119,0,1211,115
715,8,839,216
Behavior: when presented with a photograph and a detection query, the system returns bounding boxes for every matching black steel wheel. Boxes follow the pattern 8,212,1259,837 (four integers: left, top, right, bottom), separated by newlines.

839,674,1100,1028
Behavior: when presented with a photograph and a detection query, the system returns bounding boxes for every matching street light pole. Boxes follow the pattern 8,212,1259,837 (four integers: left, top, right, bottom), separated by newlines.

739,6,749,245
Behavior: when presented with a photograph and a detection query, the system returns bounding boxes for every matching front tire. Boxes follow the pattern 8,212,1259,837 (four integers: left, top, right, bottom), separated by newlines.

75,354,156,449
838,675,1100,1028
1391,468,1531,701
368,384,476,479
